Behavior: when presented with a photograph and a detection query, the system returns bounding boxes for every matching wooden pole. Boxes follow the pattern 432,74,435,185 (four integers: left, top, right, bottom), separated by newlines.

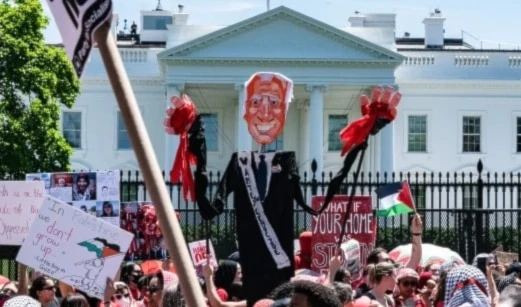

93,21,206,307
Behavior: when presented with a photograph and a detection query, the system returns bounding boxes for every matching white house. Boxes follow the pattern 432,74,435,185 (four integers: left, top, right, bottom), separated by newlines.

64,5,521,189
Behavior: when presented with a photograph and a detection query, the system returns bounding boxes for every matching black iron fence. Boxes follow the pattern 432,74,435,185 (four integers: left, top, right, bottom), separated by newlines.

119,160,521,262
2,160,521,279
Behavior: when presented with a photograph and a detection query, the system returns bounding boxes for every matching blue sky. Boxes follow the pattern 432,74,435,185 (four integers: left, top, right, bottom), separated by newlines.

43,0,521,49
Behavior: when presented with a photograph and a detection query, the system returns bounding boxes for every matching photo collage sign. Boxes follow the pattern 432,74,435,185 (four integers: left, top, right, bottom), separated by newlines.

120,202,169,261
26,171,120,227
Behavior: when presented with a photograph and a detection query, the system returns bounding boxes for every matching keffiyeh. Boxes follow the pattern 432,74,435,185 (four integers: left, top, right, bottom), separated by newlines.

4,296,40,307
444,265,490,307
498,273,517,293
161,270,179,289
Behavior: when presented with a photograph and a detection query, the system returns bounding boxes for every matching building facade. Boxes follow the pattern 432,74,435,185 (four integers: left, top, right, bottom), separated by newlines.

65,6,521,182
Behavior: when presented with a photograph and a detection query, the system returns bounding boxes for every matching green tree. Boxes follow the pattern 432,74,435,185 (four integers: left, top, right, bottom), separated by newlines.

0,0,79,179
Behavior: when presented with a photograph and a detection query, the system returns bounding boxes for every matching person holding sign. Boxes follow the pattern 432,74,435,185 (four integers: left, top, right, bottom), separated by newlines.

28,276,57,307
166,72,402,306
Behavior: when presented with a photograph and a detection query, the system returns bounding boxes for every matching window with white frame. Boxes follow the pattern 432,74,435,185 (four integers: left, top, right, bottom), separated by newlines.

117,111,131,150
411,185,426,209
264,134,283,151
463,187,478,209
62,111,82,149
121,182,138,202
201,113,219,151
328,114,348,151
516,117,521,153
408,115,427,152
462,116,481,153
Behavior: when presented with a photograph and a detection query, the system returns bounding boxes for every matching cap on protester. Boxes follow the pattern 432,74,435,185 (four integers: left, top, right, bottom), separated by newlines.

396,268,419,282
253,298,275,307
506,262,521,275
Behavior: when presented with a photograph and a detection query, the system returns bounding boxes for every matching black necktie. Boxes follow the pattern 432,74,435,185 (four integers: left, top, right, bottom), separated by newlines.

257,154,267,201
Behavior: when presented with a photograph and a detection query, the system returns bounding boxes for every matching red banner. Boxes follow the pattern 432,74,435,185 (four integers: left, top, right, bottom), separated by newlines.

311,195,376,274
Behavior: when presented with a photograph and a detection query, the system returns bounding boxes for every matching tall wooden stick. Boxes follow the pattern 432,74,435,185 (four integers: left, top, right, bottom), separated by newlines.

336,145,367,250
93,21,206,307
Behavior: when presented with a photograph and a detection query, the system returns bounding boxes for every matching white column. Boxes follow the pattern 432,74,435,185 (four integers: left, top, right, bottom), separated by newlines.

379,122,395,174
164,84,183,176
235,83,252,152
297,100,310,172
306,85,327,176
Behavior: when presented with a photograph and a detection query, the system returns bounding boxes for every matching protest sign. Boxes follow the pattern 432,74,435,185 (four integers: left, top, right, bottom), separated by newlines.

311,195,376,274
0,181,45,245
27,171,120,226
45,0,112,77
189,240,217,267
494,251,519,265
189,240,218,277
16,195,133,299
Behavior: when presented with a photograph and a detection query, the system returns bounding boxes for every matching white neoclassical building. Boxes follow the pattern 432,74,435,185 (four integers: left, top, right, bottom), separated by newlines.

64,5,521,181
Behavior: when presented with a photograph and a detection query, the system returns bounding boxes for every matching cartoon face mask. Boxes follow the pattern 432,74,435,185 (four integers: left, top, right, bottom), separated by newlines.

243,72,293,145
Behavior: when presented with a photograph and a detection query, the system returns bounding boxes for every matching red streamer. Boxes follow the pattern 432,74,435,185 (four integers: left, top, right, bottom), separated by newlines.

164,95,197,201
339,86,400,156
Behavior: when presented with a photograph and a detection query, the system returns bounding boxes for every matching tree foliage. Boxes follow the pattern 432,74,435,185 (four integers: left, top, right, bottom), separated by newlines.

0,0,79,179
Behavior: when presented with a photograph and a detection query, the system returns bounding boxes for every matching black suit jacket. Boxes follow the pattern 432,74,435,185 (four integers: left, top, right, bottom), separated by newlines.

212,152,300,276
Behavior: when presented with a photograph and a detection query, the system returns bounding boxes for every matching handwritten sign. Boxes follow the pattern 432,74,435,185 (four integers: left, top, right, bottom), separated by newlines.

188,240,217,276
0,181,45,245
311,196,376,274
16,195,133,299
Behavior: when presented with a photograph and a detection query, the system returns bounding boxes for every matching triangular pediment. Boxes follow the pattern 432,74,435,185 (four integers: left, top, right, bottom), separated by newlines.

158,6,403,64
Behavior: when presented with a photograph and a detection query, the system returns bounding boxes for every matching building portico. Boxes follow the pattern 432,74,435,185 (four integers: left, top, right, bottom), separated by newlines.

158,6,403,174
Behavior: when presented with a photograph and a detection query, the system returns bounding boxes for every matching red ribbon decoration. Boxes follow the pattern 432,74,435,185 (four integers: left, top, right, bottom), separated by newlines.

164,95,197,201
339,86,400,156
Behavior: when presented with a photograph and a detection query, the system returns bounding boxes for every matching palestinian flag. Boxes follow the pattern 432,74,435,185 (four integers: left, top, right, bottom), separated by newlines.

78,238,121,258
374,181,416,217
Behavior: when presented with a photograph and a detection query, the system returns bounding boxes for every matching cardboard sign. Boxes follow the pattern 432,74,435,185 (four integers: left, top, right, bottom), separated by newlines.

45,0,113,77
0,181,45,245
494,251,519,265
311,196,376,274
16,195,133,299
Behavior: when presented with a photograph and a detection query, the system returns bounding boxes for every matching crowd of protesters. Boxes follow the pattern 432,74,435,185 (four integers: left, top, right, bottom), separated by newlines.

0,214,520,307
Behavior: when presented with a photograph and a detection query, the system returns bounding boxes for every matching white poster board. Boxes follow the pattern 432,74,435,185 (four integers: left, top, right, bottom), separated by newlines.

0,181,45,245
188,240,217,276
16,195,133,299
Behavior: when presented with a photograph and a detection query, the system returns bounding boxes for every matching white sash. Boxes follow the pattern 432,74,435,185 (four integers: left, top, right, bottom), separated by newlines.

237,151,291,269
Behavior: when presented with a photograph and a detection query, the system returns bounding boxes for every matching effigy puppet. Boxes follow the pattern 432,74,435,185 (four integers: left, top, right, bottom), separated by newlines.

164,72,401,306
